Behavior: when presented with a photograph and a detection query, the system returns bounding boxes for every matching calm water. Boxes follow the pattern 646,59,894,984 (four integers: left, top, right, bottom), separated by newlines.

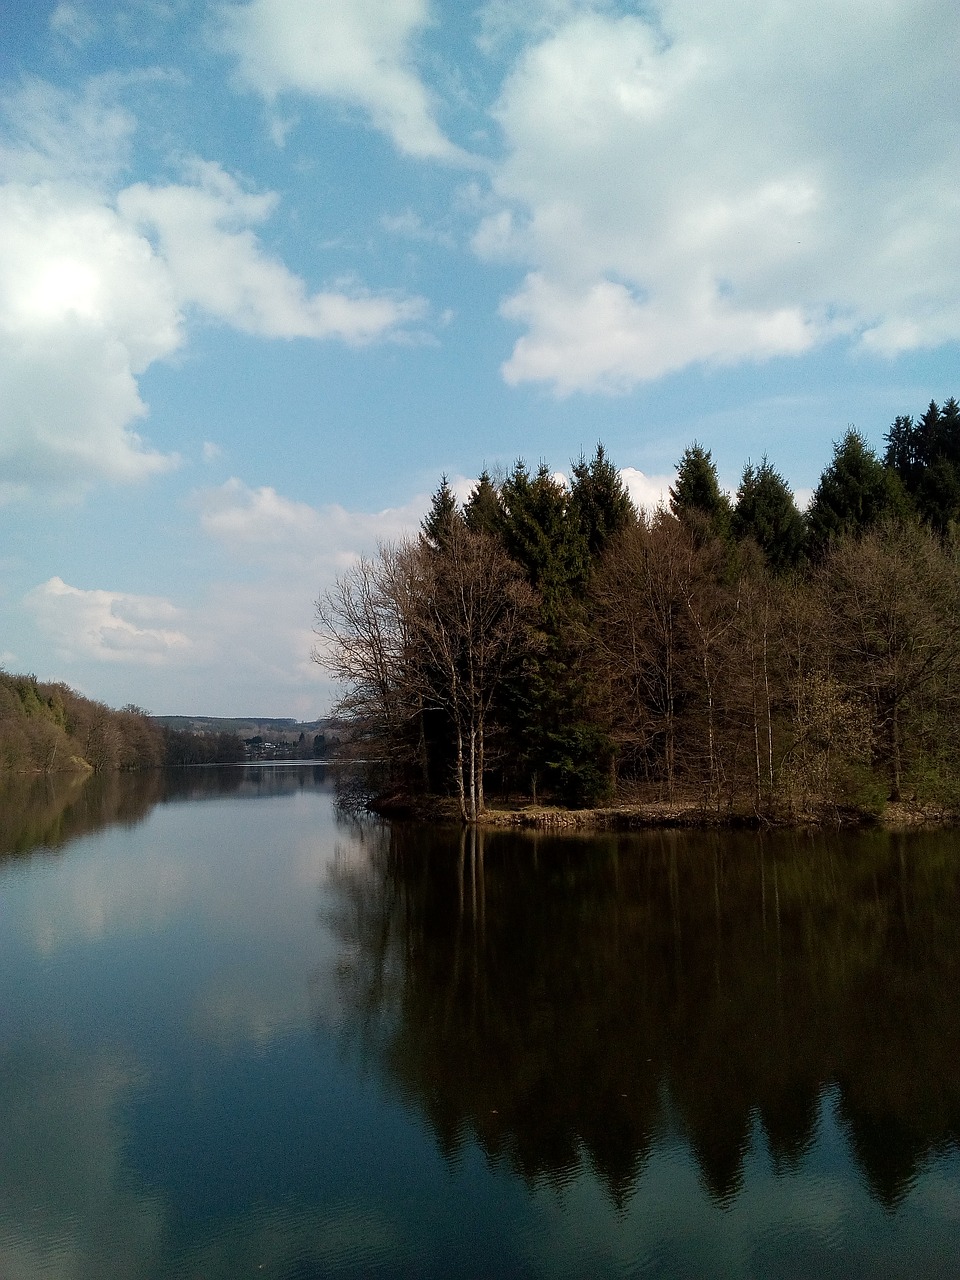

2,766,960,1278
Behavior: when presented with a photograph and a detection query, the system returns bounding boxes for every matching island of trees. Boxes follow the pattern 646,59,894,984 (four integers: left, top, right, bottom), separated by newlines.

316,398,960,825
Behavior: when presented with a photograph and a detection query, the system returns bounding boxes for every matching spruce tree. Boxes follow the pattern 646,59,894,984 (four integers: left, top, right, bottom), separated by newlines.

499,462,588,619
886,398,960,534
732,457,805,573
463,470,502,538
806,430,906,556
670,443,732,540
421,475,461,552
497,460,611,806
569,443,635,560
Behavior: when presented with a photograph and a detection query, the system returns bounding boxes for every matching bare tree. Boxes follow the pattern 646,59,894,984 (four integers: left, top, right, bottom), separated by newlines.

818,521,960,800
314,544,426,783
411,523,533,820
316,528,532,821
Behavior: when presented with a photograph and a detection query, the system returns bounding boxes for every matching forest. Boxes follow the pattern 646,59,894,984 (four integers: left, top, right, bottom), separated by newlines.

0,671,244,773
316,398,960,823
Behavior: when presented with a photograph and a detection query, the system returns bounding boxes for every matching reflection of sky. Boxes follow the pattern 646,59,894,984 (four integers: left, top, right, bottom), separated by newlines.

0,786,344,1049
1,776,960,1277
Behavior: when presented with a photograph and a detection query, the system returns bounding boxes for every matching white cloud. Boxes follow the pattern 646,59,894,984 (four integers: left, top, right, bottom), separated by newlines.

0,82,429,497
500,273,813,394
119,160,428,342
14,483,429,711
381,208,455,248
620,467,673,514
0,77,133,186
49,3,99,48
481,0,960,393
220,0,466,162
196,477,427,570
0,182,182,490
24,577,190,665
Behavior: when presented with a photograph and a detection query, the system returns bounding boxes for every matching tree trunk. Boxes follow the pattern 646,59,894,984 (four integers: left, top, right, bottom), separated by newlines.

468,723,478,822
455,721,467,823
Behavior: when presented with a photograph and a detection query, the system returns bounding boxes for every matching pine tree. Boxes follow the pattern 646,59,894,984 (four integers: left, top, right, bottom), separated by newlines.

806,430,906,556
569,443,635,560
499,462,588,620
421,475,461,552
463,470,502,538
732,457,805,573
497,461,611,806
670,443,732,540
886,399,960,534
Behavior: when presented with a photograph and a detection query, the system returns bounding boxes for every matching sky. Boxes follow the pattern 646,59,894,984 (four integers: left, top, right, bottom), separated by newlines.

1,0,958,717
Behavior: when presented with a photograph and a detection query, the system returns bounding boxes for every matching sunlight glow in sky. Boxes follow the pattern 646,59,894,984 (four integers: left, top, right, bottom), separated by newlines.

2,0,958,715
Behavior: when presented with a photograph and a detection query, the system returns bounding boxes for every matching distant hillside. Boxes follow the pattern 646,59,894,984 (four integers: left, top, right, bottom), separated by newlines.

151,716,344,745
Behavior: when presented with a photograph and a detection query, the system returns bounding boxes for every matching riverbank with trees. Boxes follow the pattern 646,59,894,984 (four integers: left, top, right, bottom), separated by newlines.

0,671,244,773
316,400,960,827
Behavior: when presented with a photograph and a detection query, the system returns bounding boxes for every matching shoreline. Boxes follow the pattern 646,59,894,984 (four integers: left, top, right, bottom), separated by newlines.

370,794,960,831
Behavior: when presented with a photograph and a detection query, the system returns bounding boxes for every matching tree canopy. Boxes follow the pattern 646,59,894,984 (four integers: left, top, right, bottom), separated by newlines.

317,403,960,820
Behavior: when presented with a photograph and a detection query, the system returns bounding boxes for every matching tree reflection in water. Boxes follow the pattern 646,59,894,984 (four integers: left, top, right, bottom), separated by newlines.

324,822,960,1211
0,763,330,864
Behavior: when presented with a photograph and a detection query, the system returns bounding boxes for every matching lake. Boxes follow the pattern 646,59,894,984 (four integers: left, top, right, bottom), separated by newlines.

1,764,959,1278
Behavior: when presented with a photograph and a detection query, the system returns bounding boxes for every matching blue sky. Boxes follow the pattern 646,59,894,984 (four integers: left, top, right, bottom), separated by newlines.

1,0,958,717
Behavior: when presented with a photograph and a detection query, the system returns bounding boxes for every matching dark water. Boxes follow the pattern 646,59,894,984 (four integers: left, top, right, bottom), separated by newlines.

2,766,960,1278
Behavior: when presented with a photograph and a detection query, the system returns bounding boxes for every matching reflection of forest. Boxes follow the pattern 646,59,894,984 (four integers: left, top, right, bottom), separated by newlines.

325,824,960,1210
0,765,330,860
0,764,332,860
0,770,167,859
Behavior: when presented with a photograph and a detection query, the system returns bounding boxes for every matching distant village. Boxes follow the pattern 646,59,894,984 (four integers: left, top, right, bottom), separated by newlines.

152,715,344,762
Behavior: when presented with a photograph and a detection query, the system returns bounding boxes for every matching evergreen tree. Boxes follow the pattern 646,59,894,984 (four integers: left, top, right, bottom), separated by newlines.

806,430,906,556
463,470,502,538
885,398,960,534
670,444,732,540
421,475,461,552
732,457,805,573
499,462,588,620
497,461,611,806
885,413,921,488
569,444,635,560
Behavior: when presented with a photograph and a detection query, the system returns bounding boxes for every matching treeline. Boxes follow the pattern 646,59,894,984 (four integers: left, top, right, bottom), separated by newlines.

316,398,960,820
0,672,244,773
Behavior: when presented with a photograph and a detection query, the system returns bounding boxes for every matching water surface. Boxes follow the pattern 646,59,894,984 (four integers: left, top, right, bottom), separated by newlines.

1,766,959,1277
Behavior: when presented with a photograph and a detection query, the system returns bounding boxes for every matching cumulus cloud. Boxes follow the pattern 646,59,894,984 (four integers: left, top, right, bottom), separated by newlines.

500,274,813,394
0,182,182,490
480,0,960,393
119,161,427,341
620,467,673,514
0,82,428,497
220,0,466,162
24,577,190,665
